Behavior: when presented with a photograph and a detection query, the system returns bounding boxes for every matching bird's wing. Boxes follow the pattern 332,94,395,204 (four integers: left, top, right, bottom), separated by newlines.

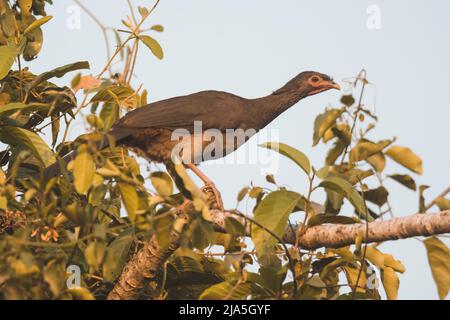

113,91,245,132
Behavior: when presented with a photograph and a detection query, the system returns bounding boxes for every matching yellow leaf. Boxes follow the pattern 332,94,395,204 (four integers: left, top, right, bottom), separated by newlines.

381,266,399,300
68,288,95,300
343,266,366,293
150,24,164,32
364,246,385,268
386,146,423,175
312,108,345,146
118,182,138,220
23,16,53,34
18,0,32,17
0,196,7,210
435,197,450,211
73,151,95,195
367,152,386,173
0,169,5,185
150,171,173,197
350,140,391,163
383,254,405,273
424,237,450,299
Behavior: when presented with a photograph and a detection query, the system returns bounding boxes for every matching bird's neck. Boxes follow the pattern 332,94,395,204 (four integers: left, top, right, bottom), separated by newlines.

250,89,306,129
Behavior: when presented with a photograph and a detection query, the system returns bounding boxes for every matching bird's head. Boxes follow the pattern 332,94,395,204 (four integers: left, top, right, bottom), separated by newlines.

297,71,341,97
273,71,341,98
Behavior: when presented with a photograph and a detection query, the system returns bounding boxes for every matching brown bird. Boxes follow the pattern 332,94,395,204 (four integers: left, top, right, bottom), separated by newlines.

43,71,340,209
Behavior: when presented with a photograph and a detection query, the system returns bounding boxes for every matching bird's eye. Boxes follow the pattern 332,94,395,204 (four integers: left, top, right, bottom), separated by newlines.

310,76,320,83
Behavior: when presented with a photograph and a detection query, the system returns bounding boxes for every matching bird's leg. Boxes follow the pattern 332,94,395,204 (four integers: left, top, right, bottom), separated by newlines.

184,163,224,211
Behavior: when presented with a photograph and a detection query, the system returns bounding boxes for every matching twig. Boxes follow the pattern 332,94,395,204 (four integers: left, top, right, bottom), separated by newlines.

340,69,367,164
425,186,450,211
73,0,113,76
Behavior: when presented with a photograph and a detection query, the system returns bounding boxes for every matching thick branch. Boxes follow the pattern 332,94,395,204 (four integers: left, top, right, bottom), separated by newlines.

108,208,450,299
107,201,193,300
212,210,450,249
285,210,450,249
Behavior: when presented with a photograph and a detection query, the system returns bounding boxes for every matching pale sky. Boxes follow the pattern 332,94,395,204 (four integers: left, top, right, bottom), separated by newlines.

25,0,450,299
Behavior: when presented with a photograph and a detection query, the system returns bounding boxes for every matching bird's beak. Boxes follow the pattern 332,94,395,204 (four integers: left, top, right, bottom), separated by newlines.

327,81,341,91
307,79,341,96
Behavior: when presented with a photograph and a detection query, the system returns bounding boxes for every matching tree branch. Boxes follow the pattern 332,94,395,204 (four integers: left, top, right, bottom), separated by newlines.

107,201,193,300
211,210,450,249
107,207,450,299
284,210,450,249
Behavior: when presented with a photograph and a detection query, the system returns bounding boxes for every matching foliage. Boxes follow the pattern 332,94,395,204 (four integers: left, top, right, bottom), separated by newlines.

0,1,448,300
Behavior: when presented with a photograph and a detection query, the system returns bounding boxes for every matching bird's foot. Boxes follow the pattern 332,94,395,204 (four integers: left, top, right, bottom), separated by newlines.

201,182,224,211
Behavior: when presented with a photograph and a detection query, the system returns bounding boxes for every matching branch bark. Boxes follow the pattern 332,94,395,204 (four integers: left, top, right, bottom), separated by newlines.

107,201,193,300
286,210,450,249
107,208,450,299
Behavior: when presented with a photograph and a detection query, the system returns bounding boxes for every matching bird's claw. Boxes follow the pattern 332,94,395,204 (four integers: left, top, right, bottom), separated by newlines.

201,182,224,211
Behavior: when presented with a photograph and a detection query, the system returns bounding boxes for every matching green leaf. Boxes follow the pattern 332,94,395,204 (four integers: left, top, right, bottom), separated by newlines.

27,61,90,90
386,146,423,175
364,186,389,207
325,140,346,165
73,150,95,195
260,142,310,176
23,15,53,35
312,108,344,146
138,6,149,18
224,217,246,237
150,171,173,197
118,182,139,220
99,102,119,131
139,35,164,60
237,187,249,202
381,266,399,300
423,237,450,300
199,280,252,300
151,25,164,32
171,252,204,274
0,102,49,118
419,185,430,212
260,264,288,292
251,190,301,264
191,219,215,250
84,241,106,272
307,214,356,227
43,261,64,297
0,45,19,80
103,229,134,282
0,126,56,166
388,174,417,191
173,162,207,216
154,214,174,249
318,176,366,216
91,86,135,103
